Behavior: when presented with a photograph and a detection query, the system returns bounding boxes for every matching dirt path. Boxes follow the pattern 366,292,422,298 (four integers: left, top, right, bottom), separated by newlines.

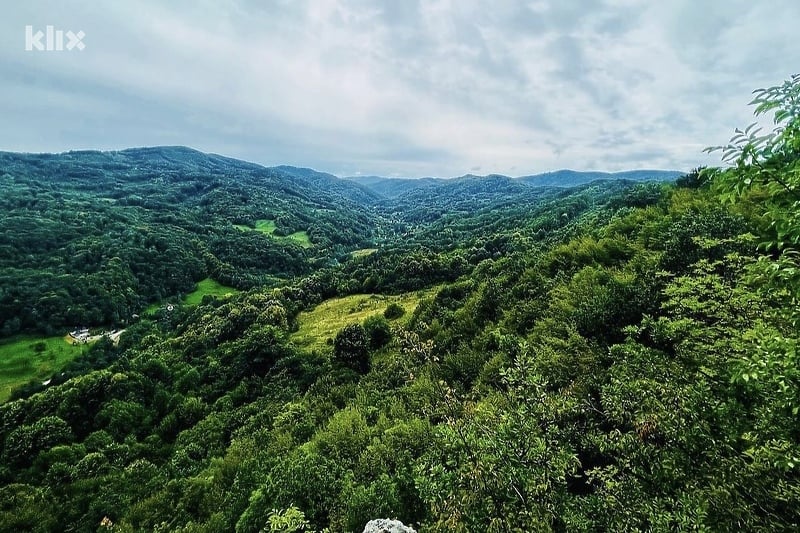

82,329,126,346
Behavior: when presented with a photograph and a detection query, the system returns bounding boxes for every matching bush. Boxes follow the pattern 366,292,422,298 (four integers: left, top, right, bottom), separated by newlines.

363,315,392,350
333,324,370,373
383,303,405,320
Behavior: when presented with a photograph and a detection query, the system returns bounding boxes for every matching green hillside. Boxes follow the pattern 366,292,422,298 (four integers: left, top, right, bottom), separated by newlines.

0,147,381,337
1,77,800,532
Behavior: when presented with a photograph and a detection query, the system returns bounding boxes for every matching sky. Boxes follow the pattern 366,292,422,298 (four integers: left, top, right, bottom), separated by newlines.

1,1,799,178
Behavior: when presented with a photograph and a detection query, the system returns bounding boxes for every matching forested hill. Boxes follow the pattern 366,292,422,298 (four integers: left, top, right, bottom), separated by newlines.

341,175,441,198
270,165,382,206
0,147,383,336
0,147,666,337
517,169,682,187
3,71,800,532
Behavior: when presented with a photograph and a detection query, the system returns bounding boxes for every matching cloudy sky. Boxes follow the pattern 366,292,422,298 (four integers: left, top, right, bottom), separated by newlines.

1,1,799,177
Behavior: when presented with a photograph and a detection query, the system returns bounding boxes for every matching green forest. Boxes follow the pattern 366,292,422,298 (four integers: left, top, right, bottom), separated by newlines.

1,76,799,532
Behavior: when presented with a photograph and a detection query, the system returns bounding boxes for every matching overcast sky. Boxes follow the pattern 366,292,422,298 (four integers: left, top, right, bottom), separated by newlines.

1,1,799,177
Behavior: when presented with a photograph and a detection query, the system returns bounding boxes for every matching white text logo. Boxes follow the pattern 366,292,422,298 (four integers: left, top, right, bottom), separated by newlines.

25,25,85,52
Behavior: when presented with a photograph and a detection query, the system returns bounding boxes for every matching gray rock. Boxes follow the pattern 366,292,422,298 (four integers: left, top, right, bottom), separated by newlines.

362,518,417,533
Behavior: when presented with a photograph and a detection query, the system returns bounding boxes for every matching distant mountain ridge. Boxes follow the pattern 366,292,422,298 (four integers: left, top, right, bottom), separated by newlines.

0,145,668,334
516,169,683,187
343,169,683,197
270,165,381,205
3,146,683,217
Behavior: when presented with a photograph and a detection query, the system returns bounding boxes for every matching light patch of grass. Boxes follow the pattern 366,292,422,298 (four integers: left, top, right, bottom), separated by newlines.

234,219,278,234
284,230,312,247
184,278,239,306
0,335,88,402
254,219,278,233
291,286,439,353
235,219,312,248
351,248,378,258
145,278,238,313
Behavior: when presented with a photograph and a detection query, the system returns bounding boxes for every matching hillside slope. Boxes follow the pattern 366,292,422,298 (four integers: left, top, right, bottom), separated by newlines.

517,168,682,187
0,147,382,335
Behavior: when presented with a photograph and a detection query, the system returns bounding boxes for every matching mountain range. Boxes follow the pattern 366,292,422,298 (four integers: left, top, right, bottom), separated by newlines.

292,166,682,198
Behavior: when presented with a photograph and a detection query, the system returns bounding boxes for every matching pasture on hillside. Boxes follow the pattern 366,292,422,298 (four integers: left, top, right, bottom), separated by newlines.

0,335,88,402
291,287,438,353
234,218,313,248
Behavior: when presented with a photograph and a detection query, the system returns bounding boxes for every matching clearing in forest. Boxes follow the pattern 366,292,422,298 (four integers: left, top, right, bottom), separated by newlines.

145,277,239,313
234,218,312,248
184,278,239,305
292,286,439,352
0,335,88,402
351,248,378,258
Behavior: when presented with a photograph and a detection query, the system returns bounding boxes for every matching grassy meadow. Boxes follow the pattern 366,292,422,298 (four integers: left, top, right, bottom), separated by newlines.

291,287,438,353
234,219,277,234
183,277,239,305
351,248,378,258
0,335,88,402
234,218,313,248
146,277,239,313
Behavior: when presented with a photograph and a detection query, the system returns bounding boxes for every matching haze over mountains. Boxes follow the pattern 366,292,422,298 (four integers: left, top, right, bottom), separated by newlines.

4,144,683,206
275,163,682,198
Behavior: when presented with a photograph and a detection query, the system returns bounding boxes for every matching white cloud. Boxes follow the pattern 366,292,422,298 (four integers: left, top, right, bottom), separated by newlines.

0,0,799,176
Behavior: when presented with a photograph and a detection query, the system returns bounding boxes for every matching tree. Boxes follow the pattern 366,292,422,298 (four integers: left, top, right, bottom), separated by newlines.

705,74,800,406
363,315,392,350
2,416,74,467
706,73,800,255
675,166,707,189
417,354,579,531
384,303,405,320
333,324,369,373
0,484,58,532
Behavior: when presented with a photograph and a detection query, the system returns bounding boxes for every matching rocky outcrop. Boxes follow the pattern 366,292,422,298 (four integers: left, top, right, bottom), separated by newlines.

362,518,417,533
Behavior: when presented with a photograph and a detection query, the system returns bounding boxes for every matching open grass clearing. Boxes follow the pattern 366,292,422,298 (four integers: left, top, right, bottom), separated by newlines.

0,335,88,402
184,277,239,305
234,219,277,234
284,230,312,247
351,248,378,258
234,219,313,248
291,286,439,353
145,277,239,314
